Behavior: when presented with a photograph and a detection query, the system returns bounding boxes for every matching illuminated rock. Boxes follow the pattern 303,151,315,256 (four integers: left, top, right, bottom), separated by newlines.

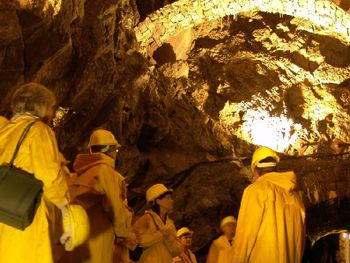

0,0,349,261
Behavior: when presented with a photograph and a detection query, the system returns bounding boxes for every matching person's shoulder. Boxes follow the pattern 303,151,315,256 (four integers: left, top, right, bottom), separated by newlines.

166,216,175,224
32,121,54,134
213,235,225,244
30,121,56,139
245,179,269,193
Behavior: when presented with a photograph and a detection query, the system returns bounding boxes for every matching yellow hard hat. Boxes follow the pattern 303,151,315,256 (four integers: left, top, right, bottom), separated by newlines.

0,116,8,130
177,227,193,238
220,216,237,229
146,184,173,203
88,129,121,148
62,205,90,251
251,147,280,172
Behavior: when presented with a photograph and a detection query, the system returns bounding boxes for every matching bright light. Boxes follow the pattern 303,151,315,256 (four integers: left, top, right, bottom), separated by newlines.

220,105,303,152
219,85,350,155
53,107,70,127
241,109,300,152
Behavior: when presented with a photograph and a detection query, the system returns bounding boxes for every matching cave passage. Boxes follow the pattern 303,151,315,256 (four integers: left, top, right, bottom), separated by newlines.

0,0,350,263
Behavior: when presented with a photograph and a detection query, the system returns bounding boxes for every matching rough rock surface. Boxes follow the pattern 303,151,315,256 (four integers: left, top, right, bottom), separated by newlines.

0,0,350,262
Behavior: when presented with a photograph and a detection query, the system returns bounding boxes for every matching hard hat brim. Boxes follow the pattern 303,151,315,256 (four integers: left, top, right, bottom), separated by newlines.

148,189,173,203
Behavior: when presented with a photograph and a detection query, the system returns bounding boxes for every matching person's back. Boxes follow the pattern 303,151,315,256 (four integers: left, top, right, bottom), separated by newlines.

0,83,69,263
231,147,305,263
67,129,135,263
69,153,130,263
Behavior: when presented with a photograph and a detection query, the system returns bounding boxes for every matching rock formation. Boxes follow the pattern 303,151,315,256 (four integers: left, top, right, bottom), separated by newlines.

0,0,350,261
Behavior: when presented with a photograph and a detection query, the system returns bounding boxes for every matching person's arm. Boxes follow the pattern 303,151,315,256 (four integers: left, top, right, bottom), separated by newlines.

99,170,130,238
163,220,183,257
133,214,164,247
206,241,219,263
30,123,68,208
231,183,267,263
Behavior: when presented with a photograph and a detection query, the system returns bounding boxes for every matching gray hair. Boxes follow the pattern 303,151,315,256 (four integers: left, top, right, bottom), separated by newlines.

11,82,56,116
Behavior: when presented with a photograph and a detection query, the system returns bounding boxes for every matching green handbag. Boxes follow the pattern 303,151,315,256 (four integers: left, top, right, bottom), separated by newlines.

0,121,43,230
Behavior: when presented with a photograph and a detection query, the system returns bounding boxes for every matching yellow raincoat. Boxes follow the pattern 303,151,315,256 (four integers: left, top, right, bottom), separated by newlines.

114,205,138,263
173,248,197,263
207,235,233,263
0,115,68,263
67,152,133,263
0,116,9,130
231,171,306,263
133,210,183,263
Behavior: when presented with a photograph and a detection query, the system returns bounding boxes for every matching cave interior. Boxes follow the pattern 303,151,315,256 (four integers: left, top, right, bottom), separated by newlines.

1,0,350,262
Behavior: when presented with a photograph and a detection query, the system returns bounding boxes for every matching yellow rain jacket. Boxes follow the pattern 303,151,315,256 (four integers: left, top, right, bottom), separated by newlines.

0,115,68,263
67,152,133,263
114,205,138,263
0,116,9,130
231,171,306,263
207,235,233,263
173,248,198,263
133,210,183,263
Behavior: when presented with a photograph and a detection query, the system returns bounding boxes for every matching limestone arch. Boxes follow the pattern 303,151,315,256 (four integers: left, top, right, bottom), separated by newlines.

134,0,350,55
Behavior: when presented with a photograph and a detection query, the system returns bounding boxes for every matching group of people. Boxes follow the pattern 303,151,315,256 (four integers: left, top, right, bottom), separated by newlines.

0,82,306,263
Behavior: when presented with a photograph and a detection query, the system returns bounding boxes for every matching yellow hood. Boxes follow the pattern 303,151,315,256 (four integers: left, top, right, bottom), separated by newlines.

258,171,297,191
73,153,115,175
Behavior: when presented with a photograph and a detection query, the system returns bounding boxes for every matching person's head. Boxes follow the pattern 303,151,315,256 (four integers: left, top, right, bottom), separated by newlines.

11,82,57,123
251,147,280,179
220,216,236,239
177,227,194,248
88,129,121,160
146,184,174,214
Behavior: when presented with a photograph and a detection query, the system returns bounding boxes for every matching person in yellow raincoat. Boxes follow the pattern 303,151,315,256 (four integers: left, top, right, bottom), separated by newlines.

133,184,183,263
67,129,137,263
231,147,306,263
173,227,197,263
114,177,139,263
0,83,69,263
0,116,9,130
207,216,236,263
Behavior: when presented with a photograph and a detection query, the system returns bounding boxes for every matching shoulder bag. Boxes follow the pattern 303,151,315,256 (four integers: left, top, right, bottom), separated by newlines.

0,121,43,230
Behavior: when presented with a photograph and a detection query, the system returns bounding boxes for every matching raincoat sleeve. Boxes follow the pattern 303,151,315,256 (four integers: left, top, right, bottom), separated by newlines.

133,214,164,247
206,241,219,263
163,220,183,257
30,123,69,208
231,182,267,263
100,170,130,238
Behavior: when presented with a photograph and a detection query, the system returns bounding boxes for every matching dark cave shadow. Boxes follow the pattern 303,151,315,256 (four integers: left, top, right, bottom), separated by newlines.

303,198,350,263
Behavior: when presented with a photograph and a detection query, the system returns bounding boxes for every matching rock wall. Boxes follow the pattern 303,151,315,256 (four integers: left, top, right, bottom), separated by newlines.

135,0,350,55
1,0,350,262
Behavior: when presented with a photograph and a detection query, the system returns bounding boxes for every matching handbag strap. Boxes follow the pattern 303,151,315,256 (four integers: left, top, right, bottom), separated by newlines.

147,212,160,230
9,121,37,167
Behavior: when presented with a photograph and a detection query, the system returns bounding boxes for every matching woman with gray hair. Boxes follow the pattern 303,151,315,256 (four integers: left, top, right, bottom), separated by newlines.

0,82,71,263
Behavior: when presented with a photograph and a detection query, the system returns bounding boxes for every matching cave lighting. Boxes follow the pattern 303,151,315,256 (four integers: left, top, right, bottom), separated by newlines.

52,107,70,127
219,85,350,155
18,0,62,16
223,107,303,152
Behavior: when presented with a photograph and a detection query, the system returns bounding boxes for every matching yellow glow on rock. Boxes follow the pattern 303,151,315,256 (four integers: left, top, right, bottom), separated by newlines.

18,0,62,16
220,104,303,153
219,85,350,155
